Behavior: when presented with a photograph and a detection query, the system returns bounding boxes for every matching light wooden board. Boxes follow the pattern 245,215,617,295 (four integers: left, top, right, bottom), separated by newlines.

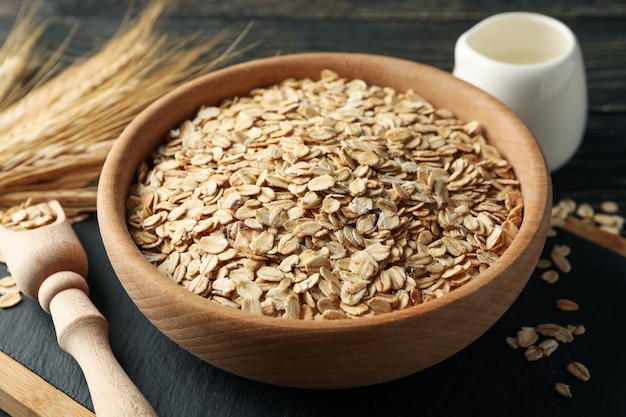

562,216,626,258
0,350,94,417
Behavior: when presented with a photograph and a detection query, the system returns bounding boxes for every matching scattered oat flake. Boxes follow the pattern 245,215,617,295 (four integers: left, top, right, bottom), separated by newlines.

535,258,552,269
555,298,579,312
555,382,572,398
540,269,559,284
505,336,519,350
0,276,16,287
573,324,586,336
516,326,538,348
567,361,590,381
0,292,22,308
538,338,559,357
535,323,565,338
523,345,543,361
575,202,594,219
600,200,619,213
550,246,571,273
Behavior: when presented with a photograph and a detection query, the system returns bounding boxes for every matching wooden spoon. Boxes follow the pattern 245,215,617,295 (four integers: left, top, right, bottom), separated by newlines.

0,200,157,417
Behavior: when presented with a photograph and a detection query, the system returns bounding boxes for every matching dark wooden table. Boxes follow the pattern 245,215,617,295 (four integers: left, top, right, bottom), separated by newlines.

1,1,625,416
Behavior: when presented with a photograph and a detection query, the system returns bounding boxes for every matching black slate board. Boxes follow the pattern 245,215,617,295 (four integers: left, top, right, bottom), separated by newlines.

1,215,626,417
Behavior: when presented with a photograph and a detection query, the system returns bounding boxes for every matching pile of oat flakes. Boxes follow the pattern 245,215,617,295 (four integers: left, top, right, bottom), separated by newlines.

127,69,524,320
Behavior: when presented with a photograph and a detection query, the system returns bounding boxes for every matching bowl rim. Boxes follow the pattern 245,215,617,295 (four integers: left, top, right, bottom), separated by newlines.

97,51,552,331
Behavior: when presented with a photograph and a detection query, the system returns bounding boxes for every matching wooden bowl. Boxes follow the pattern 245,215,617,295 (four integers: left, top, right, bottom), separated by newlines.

97,52,552,389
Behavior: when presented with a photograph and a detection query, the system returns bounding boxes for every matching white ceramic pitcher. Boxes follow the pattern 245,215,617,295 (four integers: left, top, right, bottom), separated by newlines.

453,12,587,172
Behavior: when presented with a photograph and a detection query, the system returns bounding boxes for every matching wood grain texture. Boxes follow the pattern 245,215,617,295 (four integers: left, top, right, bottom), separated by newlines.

0,1,624,112
23,0,626,20
0,350,94,417
561,215,626,257
1,0,625,415
97,52,552,388
47,288,157,417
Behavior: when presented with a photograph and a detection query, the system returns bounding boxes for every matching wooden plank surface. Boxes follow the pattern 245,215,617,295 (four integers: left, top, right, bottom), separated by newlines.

561,216,626,258
1,0,625,416
0,351,94,417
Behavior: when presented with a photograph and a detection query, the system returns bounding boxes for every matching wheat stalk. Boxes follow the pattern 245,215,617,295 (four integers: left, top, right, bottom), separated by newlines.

0,1,253,218
0,1,68,112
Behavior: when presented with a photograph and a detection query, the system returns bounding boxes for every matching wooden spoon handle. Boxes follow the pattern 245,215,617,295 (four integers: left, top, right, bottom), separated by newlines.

0,200,158,417
39,272,158,417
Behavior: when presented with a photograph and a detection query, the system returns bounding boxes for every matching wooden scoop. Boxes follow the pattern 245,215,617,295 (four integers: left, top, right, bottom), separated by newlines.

0,200,157,417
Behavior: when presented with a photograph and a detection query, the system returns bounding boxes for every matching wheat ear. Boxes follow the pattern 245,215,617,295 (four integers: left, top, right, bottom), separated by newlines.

0,1,253,217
